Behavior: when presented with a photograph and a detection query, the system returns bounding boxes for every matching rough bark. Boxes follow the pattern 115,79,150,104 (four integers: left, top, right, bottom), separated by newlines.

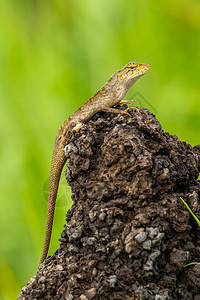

19,106,200,300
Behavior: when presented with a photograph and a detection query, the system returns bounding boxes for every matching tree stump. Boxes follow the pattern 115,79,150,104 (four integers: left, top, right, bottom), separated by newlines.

18,106,200,300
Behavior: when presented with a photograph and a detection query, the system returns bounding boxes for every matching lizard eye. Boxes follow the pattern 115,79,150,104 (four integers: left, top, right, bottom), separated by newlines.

129,66,136,70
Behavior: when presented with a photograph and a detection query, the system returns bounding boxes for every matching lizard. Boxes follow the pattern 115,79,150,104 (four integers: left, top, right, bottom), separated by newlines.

39,61,150,266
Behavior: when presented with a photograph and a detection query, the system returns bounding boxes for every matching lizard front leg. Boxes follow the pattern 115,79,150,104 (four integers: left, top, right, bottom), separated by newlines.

118,100,139,104
101,107,131,115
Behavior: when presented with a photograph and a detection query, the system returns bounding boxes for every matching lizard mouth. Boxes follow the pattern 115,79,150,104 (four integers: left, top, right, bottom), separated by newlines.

137,63,150,76
136,63,150,73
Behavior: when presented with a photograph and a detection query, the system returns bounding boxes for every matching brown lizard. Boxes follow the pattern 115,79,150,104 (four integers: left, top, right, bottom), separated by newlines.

39,61,150,266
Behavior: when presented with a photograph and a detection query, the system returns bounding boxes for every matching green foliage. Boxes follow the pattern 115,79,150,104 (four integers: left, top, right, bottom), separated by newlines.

0,1,200,298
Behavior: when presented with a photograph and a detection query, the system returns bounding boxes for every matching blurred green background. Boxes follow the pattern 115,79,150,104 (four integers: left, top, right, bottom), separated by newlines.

0,0,200,299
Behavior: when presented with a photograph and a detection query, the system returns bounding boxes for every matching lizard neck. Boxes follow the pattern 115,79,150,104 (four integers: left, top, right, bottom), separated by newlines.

101,73,139,101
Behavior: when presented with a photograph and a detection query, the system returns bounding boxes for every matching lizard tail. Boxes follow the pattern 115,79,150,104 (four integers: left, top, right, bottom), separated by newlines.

39,147,66,266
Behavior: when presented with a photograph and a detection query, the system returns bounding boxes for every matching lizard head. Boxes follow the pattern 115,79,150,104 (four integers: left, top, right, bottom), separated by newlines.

120,62,150,82
109,62,150,100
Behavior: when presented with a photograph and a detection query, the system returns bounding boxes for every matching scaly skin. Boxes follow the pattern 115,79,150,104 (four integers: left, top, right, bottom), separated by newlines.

39,62,150,266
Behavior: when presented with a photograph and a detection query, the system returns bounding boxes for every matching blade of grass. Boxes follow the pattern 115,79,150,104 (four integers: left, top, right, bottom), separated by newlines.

180,197,200,268
183,262,200,268
180,197,200,226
